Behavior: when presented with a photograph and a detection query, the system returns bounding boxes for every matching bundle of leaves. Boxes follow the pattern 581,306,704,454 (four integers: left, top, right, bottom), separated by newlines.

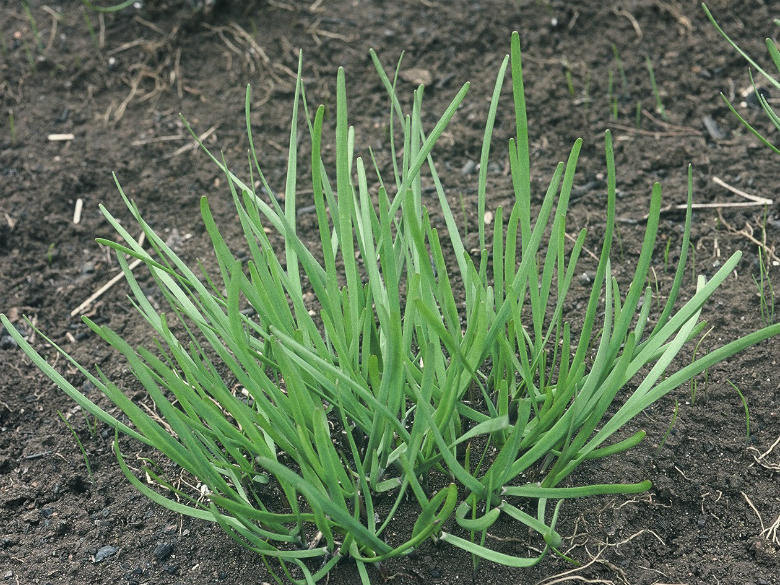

3,32,778,584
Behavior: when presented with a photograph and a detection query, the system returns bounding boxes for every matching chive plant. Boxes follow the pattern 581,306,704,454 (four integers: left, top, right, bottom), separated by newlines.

703,3,780,154
3,32,779,583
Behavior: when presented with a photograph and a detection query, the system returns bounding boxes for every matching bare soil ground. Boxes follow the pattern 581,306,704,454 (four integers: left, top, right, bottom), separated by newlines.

1,1,778,584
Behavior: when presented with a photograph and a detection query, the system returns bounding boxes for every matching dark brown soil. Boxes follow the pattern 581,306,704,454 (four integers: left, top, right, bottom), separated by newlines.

1,1,778,584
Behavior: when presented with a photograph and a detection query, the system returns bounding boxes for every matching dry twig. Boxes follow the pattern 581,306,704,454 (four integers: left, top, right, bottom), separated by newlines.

713,176,773,205
167,125,217,158
654,0,693,32
741,491,766,534
612,7,642,40
763,513,780,546
609,123,700,138
70,233,146,317
716,210,779,266
749,433,780,472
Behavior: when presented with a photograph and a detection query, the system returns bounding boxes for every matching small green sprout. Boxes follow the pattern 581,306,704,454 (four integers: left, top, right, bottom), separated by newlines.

645,57,667,121
726,379,750,442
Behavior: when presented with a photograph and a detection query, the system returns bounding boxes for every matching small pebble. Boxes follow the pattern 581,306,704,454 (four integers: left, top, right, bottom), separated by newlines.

461,159,476,175
163,563,178,575
702,115,727,140
0,335,17,350
487,161,502,173
93,545,118,563
746,87,770,108
153,541,174,562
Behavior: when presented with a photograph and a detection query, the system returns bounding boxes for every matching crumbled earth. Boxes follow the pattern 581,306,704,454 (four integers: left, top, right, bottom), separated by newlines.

1,1,778,584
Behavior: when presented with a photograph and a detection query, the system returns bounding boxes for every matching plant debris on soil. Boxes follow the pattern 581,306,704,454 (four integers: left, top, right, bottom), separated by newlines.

1,1,778,584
